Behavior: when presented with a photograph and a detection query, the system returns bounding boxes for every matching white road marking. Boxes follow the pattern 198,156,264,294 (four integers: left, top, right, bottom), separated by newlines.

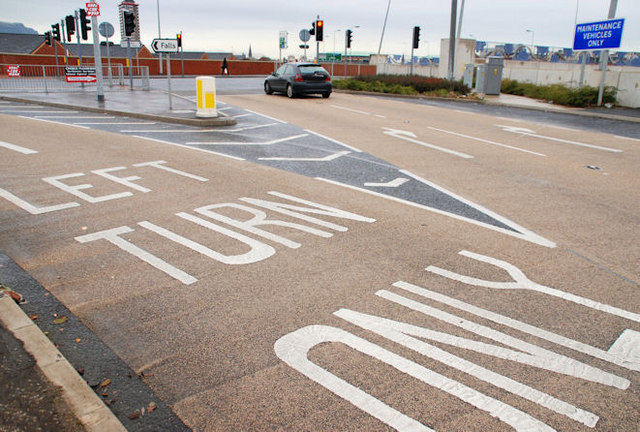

383,127,474,159
35,115,115,119
331,104,371,116
363,177,409,188
608,329,640,365
19,116,89,129
315,172,556,248
275,325,554,432
131,135,245,161
244,109,287,124
0,140,38,154
304,129,363,152
133,160,209,182
259,150,350,162
120,123,277,133
75,226,197,285
495,124,623,153
427,126,546,156
427,250,640,324
0,110,79,114
187,133,308,146
0,187,80,214
42,173,133,203
75,122,157,125
614,135,640,142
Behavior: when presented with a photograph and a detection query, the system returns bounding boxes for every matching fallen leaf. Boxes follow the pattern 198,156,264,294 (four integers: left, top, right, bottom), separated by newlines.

100,378,111,388
76,367,85,375
75,338,81,343
53,316,68,324
147,401,157,412
30,314,38,320
128,410,140,420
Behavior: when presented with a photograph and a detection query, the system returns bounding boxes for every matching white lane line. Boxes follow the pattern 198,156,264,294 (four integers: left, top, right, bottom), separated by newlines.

19,116,89,129
259,150,350,162
615,135,640,142
35,115,115,119
427,126,546,157
75,122,157,125
0,110,79,114
331,105,371,116
187,133,308,146
131,135,245,161
383,127,474,159
244,109,287,124
0,140,38,154
315,174,556,248
120,123,277,133
495,124,623,153
304,129,363,152
364,177,409,188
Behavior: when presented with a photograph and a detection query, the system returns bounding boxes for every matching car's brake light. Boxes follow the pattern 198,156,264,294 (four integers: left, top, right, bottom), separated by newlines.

294,74,304,82
326,76,331,82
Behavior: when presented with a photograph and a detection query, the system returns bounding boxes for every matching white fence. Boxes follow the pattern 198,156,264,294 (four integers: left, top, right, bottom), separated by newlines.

0,64,150,92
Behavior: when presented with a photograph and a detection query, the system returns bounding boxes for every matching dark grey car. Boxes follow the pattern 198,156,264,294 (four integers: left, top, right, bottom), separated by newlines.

264,63,332,98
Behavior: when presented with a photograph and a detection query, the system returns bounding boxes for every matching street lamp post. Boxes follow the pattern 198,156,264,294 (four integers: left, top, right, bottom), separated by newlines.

526,29,535,55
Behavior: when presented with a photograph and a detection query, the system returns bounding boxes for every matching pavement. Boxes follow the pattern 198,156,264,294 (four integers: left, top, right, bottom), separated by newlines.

0,83,637,432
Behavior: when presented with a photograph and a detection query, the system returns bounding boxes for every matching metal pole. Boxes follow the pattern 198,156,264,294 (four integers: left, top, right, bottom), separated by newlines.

410,43,414,76
579,51,586,89
448,0,457,81
157,0,163,74
378,0,391,54
106,34,112,86
344,31,348,77
166,54,173,110
127,38,133,90
61,19,68,66
75,10,82,66
90,3,105,102
597,0,618,106
180,33,184,78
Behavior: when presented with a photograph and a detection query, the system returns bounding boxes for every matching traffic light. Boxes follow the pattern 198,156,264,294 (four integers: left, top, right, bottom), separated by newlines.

79,8,91,40
309,21,315,36
346,29,353,49
315,20,324,41
51,23,61,41
413,26,420,49
176,32,182,48
123,11,136,37
44,31,52,46
65,15,75,42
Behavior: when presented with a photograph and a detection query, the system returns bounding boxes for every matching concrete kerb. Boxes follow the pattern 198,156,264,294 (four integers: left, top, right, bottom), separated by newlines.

0,295,127,432
0,95,237,127
334,89,640,124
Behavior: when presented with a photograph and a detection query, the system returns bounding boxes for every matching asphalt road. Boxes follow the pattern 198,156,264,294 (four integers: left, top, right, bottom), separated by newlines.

0,90,638,431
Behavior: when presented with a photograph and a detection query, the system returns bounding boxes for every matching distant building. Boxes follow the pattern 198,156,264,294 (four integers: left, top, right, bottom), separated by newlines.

118,1,140,44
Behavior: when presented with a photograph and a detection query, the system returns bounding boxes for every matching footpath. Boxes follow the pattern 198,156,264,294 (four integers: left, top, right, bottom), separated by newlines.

0,85,637,432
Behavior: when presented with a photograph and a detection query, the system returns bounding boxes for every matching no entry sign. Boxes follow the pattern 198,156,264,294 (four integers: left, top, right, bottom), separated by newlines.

86,2,100,17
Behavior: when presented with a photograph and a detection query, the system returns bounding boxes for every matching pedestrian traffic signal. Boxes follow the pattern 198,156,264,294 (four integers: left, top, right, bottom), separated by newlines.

316,20,324,41
51,23,61,41
346,29,353,49
413,26,420,49
65,15,75,42
79,8,91,40
310,21,316,36
123,11,136,37
44,31,52,46
177,33,182,48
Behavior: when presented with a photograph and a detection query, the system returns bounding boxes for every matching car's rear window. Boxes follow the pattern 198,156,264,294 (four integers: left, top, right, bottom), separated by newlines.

298,65,328,74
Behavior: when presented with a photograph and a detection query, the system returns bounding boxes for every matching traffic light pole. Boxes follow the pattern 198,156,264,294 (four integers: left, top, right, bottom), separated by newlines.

89,2,105,102
74,11,82,66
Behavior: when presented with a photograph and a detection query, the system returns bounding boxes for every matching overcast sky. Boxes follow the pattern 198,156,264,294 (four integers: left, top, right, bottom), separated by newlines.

3,0,639,58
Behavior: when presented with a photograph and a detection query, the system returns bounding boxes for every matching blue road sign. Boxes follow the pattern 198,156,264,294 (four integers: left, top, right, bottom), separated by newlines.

573,18,624,51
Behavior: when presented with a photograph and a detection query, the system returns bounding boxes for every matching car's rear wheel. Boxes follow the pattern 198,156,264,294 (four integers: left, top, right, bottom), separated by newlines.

264,82,273,95
286,84,294,98
322,92,331,98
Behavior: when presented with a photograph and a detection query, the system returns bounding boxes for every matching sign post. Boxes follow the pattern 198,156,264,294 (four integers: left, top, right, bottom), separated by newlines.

87,1,104,102
151,38,179,110
573,13,624,106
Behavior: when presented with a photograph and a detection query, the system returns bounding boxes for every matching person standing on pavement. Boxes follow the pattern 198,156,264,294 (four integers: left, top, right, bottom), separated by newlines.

221,58,229,75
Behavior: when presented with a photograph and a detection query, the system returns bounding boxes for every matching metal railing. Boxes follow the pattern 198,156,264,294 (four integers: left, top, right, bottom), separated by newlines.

0,64,150,92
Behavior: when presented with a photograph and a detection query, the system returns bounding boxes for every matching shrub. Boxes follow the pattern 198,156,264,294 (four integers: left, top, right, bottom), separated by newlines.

333,75,469,96
501,79,617,107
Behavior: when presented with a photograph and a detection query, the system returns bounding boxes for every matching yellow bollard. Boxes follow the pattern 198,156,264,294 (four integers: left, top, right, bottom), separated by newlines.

196,76,218,118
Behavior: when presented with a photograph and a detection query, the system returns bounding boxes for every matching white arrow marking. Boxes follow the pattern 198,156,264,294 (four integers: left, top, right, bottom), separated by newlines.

364,177,409,188
187,133,308,146
259,150,350,162
496,124,623,153
383,127,474,159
